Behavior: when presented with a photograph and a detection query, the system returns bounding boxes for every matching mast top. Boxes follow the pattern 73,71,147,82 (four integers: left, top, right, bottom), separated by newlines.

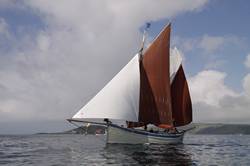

139,22,151,59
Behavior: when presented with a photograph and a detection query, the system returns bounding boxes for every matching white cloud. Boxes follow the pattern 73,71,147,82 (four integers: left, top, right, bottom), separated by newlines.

189,70,237,106
0,18,10,38
199,35,225,53
172,36,198,52
244,54,250,69
1,0,249,129
0,1,210,124
174,34,244,54
243,73,250,98
0,0,18,8
204,59,226,69
188,69,250,123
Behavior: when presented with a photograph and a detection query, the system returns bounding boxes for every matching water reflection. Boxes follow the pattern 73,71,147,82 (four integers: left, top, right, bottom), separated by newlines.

2,135,250,165
103,143,194,165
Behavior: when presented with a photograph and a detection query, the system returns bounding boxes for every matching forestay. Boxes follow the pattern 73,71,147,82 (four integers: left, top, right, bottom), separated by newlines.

72,55,140,122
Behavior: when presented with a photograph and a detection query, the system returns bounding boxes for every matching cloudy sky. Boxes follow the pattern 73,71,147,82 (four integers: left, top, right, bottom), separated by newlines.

0,0,250,134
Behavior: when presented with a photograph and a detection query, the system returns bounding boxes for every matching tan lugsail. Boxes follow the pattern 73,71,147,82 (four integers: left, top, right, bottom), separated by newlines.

171,65,192,127
139,24,173,126
127,46,183,128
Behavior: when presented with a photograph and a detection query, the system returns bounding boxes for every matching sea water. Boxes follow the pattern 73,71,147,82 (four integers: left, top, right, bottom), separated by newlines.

0,134,250,165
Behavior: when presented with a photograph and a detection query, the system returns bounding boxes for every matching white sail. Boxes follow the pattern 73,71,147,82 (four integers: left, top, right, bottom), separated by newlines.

72,54,140,122
170,47,182,82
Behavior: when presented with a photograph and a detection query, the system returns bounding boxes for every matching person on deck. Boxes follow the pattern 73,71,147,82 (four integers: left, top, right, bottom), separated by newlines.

144,125,147,131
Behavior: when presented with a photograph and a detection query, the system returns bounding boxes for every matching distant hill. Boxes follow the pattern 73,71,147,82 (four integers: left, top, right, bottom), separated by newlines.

187,123,250,135
63,125,106,135
36,124,106,135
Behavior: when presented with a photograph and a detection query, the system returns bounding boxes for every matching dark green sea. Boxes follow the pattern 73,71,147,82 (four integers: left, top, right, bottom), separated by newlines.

0,134,250,165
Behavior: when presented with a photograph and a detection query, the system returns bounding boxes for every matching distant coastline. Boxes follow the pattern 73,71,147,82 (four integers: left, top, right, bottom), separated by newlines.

188,123,250,135
36,123,250,135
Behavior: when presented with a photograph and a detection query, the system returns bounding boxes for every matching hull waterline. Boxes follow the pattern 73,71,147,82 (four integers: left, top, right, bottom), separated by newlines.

107,124,184,144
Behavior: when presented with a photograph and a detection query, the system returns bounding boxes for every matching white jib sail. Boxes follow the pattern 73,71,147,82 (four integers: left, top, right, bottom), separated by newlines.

72,54,140,122
170,47,182,82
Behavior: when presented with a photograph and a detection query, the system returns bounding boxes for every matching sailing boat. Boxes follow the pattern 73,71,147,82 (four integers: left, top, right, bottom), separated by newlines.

68,23,192,144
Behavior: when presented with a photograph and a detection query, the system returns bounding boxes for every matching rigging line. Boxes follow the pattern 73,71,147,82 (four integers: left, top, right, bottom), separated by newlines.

68,120,86,131
67,119,107,126
182,126,196,132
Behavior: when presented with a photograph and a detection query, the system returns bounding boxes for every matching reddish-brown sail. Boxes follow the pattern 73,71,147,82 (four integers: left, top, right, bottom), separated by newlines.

138,24,173,127
171,65,192,127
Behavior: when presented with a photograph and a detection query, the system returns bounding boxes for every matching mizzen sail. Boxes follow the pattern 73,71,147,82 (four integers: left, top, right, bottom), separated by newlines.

171,65,192,126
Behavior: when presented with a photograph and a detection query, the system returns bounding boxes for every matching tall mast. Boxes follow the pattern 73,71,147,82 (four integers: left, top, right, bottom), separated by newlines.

139,23,173,127
139,22,151,60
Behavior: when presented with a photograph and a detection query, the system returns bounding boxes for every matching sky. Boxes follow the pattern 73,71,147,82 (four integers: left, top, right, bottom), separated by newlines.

0,0,250,134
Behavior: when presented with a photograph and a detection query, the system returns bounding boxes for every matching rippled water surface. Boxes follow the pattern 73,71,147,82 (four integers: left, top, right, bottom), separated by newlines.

0,134,250,165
